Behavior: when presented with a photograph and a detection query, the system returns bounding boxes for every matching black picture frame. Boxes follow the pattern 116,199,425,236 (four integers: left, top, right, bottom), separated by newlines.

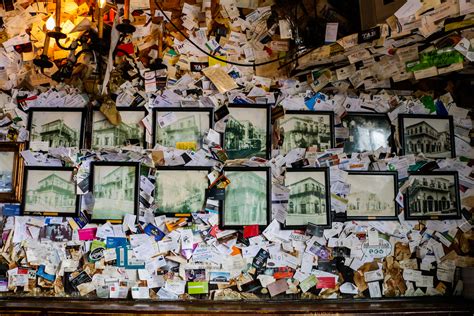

222,104,271,160
283,167,331,230
404,171,461,220
21,166,80,217
219,166,271,229
345,171,399,221
152,107,213,151
0,142,24,203
91,108,148,150
398,114,455,159
89,161,140,223
278,110,334,155
154,166,212,217
341,112,393,154
27,108,87,150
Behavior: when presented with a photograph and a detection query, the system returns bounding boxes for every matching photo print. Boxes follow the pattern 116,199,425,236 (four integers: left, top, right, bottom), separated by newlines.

399,115,455,159
223,105,270,160
342,113,392,154
92,109,146,149
345,171,398,220
28,108,85,149
405,171,461,220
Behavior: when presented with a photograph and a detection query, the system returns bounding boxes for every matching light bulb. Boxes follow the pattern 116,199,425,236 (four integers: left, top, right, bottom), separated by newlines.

98,0,106,9
46,16,56,31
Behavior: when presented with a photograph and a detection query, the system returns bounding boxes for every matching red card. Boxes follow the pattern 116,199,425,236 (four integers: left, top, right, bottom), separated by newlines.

316,277,336,289
243,225,260,238
116,43,134,56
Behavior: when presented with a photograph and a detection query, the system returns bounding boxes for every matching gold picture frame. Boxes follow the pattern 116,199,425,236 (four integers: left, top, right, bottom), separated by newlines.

0,142,24,203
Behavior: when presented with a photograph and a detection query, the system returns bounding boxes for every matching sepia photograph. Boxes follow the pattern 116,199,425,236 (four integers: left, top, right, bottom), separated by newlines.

285,168,331,228
154,167,210,215
405,171,461,220
345,171,398,220
28,108,85,149
22,167,79,216
92,109,146,150
279,111,333,155
90,162,140,221
342,113,392,154
153,108,213,151
221,167,270,228
399,114,455,159
223,105,270,160
0,143,24,203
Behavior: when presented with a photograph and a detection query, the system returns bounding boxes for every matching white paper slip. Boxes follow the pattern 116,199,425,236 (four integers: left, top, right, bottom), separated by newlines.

157,112,178,128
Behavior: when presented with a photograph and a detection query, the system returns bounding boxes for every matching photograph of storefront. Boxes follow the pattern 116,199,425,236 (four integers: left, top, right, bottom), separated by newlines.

92,164,138,220
223,170,268,226
92,111,144,149
154,169,208,214
0,152,14,192
407,175,458,216
285,170,328,226
280,112,332,155
346,172,397,219
401,116,454,158
224,107,268,159
342,114,391,154
24,170,76,214
29,110,84,148
154,111,211,151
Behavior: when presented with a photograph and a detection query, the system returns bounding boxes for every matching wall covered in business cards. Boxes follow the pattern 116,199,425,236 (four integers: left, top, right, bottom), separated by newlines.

0,0,473,301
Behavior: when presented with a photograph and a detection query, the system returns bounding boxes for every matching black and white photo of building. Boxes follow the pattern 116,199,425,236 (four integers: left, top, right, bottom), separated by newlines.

407,174,458,216
92,110,144,149
0,151,14,192
401,116,454,158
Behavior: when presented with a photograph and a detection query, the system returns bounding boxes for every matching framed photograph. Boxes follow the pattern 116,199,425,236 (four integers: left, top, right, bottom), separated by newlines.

279,111,334,155
0,142,24,203
92,108,147,150
342,113,392,154
21,166,79,216
345,171,399,220
399,114,455,159
90,161,140,222
154,167,210,216
220,167,271,229
27,108,86,149
223,104,271,160
152,107,213,151
284,167,331,229
405,171,461,220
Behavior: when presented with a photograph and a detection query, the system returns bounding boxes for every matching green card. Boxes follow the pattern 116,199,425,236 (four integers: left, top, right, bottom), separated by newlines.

187,281,209,294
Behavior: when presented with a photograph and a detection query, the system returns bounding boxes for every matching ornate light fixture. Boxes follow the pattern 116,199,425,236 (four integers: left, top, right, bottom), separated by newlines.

33,16,56,69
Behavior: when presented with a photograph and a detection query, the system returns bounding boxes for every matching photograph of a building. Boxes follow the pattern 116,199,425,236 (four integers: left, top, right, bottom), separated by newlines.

285,171,328,226
402,117,453,158
0,151,14,192
407,174,458,217
155,111,210,151
154,169,208,214
92,165,138,220
92,110,145,149
346,173,396,218
29,111,83,148
280,112,332,154
24,170,76,214
342,114,391,154
224,107,268,159
223,170,268,226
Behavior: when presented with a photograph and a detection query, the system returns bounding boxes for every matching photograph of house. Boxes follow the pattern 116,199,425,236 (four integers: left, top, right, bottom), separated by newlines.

280,114,331,154
154,170,208,214
346,173,396,217
155,112,210,151
224,170,267,226
285,171,328,226
30,111,82,148
93,165,137,220
24,170,76,214
92,111,144,149
0,151,14,192
403,118,452,158
224,107,267,159
408,175,457,216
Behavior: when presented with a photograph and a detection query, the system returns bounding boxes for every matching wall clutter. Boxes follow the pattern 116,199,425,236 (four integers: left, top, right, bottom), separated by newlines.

0,0,473,301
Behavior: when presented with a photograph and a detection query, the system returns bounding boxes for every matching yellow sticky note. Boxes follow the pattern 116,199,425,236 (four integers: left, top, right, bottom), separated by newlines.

208,55,227,67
